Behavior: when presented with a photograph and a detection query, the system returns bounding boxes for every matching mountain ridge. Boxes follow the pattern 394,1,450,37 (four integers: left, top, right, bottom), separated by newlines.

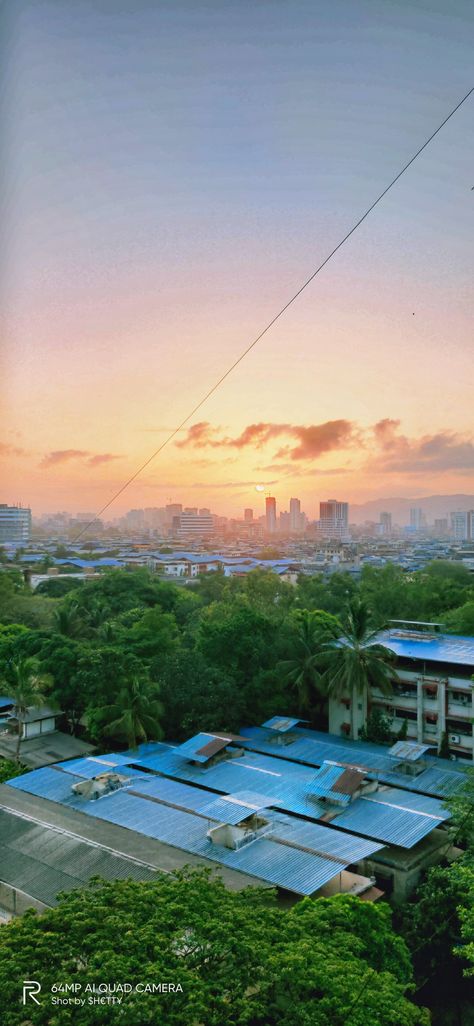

350,494,474,525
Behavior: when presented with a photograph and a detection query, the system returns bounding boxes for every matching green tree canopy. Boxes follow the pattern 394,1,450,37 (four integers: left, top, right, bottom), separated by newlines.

0,871,428,1026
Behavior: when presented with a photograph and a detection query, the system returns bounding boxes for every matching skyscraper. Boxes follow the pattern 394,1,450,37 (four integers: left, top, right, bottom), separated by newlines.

244,508,253,522
0,505,31,543
289,497,302,533
265,496,277,534
451,511,474,541
409,508,425,531
319,500,349,540
379,512,392,535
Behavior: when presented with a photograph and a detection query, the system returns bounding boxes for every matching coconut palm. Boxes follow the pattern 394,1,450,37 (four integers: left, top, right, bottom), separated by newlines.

322,597,395,739
99,677,163,750
278,609,340,716
53,603,85,638
2,656,50,761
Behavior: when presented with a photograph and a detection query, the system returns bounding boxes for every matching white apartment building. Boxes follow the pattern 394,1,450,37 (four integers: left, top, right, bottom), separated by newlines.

0,505,31,544
451,510,474,541
328,622,474,760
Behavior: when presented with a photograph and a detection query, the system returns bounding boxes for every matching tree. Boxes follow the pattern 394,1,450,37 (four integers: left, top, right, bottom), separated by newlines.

53,602,85,638
278,609,340,718
94,676,163,749
0,655,50,761
0,759,25,784
323,597,396,739
359,707,393,744
438,731,450,759
397,862,473,1024
38,636,85,734
444,600,474,636
0,871,428,1026
158,650,244,739
197,601,276,685
36,577,84,599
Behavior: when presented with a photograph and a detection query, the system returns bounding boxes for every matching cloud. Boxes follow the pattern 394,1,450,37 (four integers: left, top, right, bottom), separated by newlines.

0,442,27,458
176,419,357,460
40,449,90,467
369,421,474,474
189,479,279,489
275,420,356,460
40,450,122,469
86,453,122,467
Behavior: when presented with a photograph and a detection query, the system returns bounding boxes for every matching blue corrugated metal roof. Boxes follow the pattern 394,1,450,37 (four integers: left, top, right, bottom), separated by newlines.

332,798,444,849
376,630,474,667
121,742,451,849
6,768,382,896
0,696,14,709
307,763,353,805
173,733,228,763
240,725,466,798
262,716,304,732
8,727,453,852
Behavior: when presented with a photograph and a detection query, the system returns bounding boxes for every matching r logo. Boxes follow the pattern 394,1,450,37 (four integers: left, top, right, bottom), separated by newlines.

22,980,41,1005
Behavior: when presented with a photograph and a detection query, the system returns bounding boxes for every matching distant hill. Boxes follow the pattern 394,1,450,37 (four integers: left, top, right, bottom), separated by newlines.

350,494,474,525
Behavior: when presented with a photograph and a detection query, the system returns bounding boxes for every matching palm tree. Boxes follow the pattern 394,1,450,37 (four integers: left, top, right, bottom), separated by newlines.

278,609,340,716
2,656,50,762
322,598,395,739
99,677,163,750
53,603,84,638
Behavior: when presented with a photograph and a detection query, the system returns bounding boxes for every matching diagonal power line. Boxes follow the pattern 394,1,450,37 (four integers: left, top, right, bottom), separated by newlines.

74,85,473,540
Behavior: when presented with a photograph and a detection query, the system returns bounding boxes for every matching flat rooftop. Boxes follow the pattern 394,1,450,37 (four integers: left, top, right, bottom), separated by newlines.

376,629,474,667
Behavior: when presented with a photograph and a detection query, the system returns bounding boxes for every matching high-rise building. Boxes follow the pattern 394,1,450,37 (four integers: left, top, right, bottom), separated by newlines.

319,500,349,540
279,511,291,533
433,518,449,536
125,509,145,530
451,511,474,541
379,512,392,535
0,505,32,543
265,496,277,534
244,508,253,522
177,511,214,538
409,508,425,531
289,497,303,533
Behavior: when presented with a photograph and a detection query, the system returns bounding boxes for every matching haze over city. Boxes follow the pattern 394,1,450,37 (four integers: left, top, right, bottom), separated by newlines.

2,0,473,519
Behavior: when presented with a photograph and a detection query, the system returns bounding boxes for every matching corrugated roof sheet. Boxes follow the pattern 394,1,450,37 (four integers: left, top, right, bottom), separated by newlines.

388,741,434,761
262,717,305,733
376,630,474,667
240,725,466,797
5,765,383,896
0,808,157,906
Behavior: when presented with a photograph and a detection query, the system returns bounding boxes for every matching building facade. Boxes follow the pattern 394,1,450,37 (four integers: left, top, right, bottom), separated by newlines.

265,496,277,534
0,505,31,544
319,500,350,540
328,624,474,760
451,510,474,541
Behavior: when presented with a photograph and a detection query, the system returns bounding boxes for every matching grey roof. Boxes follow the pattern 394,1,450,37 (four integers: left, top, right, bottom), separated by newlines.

11,705,59,723
0,808,157,907
0,730,95,769
388,741,434,761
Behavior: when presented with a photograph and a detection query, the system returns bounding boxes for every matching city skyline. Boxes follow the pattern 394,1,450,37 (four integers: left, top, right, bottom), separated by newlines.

2,1,473,518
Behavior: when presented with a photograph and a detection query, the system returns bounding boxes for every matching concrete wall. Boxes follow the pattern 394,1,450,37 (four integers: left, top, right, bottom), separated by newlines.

0,881,49,916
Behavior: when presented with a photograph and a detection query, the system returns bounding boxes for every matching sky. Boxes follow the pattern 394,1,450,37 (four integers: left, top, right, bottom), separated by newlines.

1,0,473,520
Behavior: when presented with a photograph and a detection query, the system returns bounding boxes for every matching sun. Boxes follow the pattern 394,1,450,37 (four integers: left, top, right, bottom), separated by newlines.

255,484,265,492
